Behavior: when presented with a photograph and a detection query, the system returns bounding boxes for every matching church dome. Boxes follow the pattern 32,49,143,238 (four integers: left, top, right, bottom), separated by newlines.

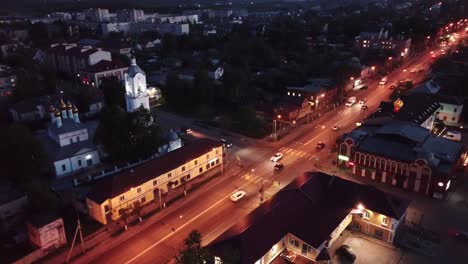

166,129,180,142
67,101,73,109
127,58,146,77
72,104,79,113
59,99,67,109
54,110,61,117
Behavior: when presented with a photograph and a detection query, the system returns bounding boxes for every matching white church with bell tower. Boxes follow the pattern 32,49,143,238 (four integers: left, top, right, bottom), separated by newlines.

124,57,150,112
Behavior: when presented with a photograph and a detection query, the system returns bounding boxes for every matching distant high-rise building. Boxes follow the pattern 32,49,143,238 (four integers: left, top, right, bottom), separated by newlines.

130,9,145,22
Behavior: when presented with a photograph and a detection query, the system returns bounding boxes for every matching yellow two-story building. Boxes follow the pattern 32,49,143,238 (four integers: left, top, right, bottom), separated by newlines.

86,138,223,224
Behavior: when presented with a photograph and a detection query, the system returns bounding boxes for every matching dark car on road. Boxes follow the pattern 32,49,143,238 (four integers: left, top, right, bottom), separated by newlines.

316,142,326,150
220,138,232,148
274,163,284,172
336,245,356,262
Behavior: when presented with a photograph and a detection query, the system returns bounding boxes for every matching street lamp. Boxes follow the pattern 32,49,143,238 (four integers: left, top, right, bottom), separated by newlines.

273,115,282,142
371,66,376,71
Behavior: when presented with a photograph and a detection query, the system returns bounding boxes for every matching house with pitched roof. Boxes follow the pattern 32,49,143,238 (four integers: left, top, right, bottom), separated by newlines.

209,172,410,264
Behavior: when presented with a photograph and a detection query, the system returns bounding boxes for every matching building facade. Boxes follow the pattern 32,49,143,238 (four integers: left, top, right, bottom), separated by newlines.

27,216,67,251
39,100,101,178
338,122,463,198
45,43,112,76
86,138,223,224
79,60,128,88
125,58,150,112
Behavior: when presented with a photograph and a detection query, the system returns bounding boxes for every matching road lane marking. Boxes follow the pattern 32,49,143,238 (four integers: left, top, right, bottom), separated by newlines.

123,166,267,264
284,148,293,154
279,147,286,151
253,178,262,184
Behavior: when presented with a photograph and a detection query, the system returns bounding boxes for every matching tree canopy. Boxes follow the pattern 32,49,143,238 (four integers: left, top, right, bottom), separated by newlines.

94,105,163,162
101,76,126,108
176,230,213,264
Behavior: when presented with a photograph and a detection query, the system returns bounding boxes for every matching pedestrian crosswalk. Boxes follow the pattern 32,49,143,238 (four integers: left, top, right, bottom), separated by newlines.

239,147,321,183
240,173,265,184
278,147,319,161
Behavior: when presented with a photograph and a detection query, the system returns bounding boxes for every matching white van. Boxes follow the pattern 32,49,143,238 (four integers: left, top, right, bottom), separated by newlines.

443,131,462,141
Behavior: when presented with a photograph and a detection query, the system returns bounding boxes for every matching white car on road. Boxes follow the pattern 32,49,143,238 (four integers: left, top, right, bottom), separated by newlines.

230,190,246,202
332,125,340,131
270,152,283,162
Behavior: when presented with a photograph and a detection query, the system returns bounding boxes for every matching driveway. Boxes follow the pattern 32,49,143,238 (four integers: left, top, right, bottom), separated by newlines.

331,230,402,264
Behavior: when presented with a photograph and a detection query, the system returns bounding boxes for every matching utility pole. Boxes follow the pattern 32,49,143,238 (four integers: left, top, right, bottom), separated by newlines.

66,218,85,263
259,180,264,204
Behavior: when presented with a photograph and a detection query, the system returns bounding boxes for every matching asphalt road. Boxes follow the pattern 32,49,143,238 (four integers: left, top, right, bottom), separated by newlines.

71,42,462,264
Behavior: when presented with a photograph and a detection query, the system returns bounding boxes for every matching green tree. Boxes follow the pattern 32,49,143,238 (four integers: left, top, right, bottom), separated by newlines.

0,123,49,183
94,105,163,162
72,84,93,113
161,33,178,56
101,76,126,108
176,230,213,264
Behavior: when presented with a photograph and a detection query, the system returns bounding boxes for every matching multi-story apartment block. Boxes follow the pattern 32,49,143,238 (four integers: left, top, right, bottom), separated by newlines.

45,43,112,76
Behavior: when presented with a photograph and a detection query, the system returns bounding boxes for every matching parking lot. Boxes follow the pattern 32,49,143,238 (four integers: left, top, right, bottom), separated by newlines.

331,230,405,264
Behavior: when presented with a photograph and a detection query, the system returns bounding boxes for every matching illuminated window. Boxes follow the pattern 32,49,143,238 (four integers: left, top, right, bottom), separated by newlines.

137,187,141,193
181,166,185,171
289,238,299,247
363,210,370,219
153,179,158,186
199,167,203,173
194,160,198,165
120,195,125,201
168,173,172,178
382,217,388,226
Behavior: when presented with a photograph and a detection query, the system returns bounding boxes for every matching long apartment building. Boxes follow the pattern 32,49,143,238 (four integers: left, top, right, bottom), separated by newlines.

86,138,223,224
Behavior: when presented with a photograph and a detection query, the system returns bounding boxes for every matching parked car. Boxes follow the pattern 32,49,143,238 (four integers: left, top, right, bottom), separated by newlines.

274,163,284,172
270,152,283,162
443,131,462,141
220,138,233,148
332,125,341,131
361,105,368,111
230,190,246,202
359,99,366,104
316,142,326,150
336,245,356,262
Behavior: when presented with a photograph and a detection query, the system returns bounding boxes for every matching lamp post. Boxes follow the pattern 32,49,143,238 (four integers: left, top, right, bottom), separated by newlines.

273,114,282,142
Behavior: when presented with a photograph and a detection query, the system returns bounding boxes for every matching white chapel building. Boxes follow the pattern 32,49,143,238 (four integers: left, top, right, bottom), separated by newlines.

38,100,101,178
124,58,150,112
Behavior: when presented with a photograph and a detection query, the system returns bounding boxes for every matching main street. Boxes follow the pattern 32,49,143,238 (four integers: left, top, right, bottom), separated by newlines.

63,48,445,264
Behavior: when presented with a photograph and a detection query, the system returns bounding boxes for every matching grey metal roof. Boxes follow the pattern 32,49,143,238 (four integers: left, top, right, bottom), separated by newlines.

375,122,429,143
48,118,86,135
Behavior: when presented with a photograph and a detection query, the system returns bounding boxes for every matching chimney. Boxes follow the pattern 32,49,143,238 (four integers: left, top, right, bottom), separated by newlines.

72,105,80,123
55,110,62,128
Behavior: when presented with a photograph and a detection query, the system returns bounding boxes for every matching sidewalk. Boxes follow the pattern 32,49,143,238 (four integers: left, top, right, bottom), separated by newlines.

40,163,244,264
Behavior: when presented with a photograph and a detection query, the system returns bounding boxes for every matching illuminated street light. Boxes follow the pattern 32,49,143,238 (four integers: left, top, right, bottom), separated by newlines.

427,36,431,39
371,66,376,70
401,52,405,57
388,57,392,60
277,114,282,119
320,93,325,98
350,77,354,80
438,182,444,187
403,69,407,72
357,203,365,210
